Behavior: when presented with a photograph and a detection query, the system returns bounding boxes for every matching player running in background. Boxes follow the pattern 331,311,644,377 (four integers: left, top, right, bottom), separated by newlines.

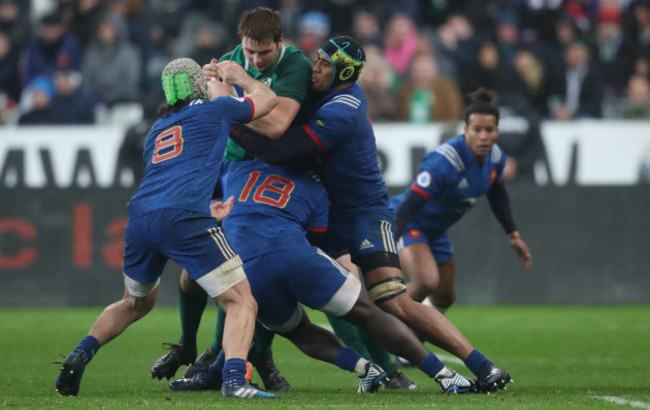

392,88,532,314
168,158,480,394
229,35,513,393
150,7,311,391
55,58,278,399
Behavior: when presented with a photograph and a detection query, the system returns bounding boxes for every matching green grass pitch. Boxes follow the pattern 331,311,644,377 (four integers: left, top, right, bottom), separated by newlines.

1,305,649,408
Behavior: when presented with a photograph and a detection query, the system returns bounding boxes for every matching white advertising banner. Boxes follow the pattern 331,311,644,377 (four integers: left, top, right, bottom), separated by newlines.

1,121,650,188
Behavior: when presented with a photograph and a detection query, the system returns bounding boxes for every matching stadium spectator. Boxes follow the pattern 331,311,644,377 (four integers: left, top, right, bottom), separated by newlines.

460,40,510,97
60,0,103,50
549,40,606,120
0,0,30,51
437,13,481,84
606,73,650,119
493,10,522,71
17,75,55,125
49,69,95,124
512,50,553,117
358,46,398,122
383,13,419,77
297,11,330,61
18,12,82,87
396,52,463,123
82,11,141,107
351,9,383,48
0,30,19,107
593,2,636,95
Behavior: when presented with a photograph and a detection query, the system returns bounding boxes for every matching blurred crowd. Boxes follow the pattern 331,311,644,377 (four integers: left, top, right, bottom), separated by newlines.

2,0,650,127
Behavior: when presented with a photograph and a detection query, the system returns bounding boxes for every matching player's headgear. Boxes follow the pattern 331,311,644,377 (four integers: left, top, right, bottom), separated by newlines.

319,35,365,91
161,58,208,105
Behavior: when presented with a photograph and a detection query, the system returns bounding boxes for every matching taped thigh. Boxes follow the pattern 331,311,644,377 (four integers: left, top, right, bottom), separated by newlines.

195,256,246,298
124,273,161,297
367,277,407,304
319,274,362,317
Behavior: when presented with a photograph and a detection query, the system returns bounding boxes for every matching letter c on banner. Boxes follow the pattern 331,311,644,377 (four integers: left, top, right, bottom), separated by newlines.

0,219,38,269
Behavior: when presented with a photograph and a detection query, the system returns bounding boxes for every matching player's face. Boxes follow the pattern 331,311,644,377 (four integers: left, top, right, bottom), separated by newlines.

312,51,334,92
241,37,282,72
464,113,499,162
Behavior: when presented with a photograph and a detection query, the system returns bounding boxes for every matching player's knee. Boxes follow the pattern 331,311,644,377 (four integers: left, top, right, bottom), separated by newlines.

416,270,440,295
434,291,456,309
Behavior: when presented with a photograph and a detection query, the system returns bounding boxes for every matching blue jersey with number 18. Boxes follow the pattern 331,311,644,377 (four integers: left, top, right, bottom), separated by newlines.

127,96,253,218
221,159,329,261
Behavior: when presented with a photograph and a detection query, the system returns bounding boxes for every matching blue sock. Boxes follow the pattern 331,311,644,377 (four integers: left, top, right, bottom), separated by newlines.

204,349,224,385
222,358,247,388
74,336,100,365
417,352,445,378
335,346,363,372
464,349,494,379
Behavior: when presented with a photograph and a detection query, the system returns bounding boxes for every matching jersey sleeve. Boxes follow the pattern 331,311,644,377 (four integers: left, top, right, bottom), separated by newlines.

306,187,329,233
208,95,254,124
409,152,458,200
492,144,507,185
303,100,356,153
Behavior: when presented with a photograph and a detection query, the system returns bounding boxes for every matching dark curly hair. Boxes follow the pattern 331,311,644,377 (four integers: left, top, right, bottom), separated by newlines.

463,88,499,124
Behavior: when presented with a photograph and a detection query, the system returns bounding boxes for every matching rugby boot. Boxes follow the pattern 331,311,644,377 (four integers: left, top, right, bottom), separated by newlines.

55,350,87,396
477,364,512,393
434,366,477,394
151,342,196,380
357,362,388,393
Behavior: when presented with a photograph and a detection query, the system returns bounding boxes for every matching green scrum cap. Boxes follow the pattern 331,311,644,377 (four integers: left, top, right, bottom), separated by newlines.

161,58,208,105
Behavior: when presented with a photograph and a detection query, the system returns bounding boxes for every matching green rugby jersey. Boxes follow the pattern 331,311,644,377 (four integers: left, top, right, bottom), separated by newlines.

220,44,312,161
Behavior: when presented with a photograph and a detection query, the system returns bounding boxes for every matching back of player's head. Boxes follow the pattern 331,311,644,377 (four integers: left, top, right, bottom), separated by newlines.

463,88,500,124
238,7,282,44
161,58,208,105
319,35,365,91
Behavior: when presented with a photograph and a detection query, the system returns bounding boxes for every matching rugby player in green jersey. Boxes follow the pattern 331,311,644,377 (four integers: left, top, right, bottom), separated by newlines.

150,7,310,391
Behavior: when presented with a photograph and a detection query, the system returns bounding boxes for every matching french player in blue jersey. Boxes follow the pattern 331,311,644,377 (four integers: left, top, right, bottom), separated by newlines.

229,35,515,394
392,89,532,314
167,158,485,394
55,58,279,399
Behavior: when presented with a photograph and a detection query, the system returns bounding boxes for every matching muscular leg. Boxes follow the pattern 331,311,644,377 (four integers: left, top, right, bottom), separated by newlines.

400,243,440,303
365,266,473,360
342,286,429,365
429,259,456,310
90,285,159,345
213,279,257,361
281,307,346,364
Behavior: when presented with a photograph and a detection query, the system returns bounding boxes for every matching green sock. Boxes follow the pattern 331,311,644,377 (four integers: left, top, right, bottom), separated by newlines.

248,323,276,363
178,285,208,350
326,314,371,358
210,305,226,353
359,328,397,377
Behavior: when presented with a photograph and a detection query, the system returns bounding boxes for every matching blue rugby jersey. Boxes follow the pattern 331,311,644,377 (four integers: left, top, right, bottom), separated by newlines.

391,134,506,235
301,83,389,213
127,96,253,217
221,159,329,261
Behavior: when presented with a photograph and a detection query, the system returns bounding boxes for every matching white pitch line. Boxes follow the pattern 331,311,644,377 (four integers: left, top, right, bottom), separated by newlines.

591,395,650,409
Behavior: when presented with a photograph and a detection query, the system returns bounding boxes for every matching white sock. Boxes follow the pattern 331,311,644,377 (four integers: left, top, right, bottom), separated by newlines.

354,358,370,375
